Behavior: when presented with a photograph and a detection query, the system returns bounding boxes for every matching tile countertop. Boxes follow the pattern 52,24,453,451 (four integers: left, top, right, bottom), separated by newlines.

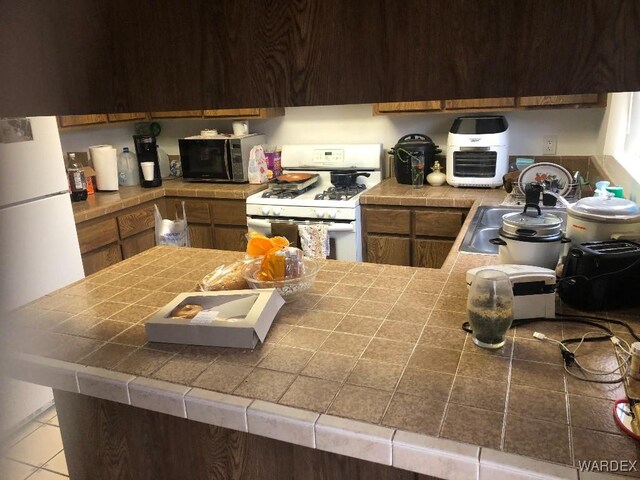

7,246,640,479
360,178,507,208
72,178,267,223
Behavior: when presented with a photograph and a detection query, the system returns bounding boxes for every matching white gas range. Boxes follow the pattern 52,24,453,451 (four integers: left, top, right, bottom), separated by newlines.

246,144,383,261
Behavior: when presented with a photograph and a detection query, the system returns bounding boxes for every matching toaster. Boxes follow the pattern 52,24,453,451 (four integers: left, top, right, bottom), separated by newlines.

466,264,556,320
559,240,640,311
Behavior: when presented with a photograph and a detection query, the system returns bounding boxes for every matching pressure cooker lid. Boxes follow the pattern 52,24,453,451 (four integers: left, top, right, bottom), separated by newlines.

501,204,563,239
568,196,640,223
394,133,438,149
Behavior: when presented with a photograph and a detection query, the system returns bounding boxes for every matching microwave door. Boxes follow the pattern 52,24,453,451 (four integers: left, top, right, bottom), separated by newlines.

181,139,231,181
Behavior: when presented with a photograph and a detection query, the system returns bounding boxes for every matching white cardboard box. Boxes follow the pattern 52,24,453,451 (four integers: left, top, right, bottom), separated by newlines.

144,289,285,349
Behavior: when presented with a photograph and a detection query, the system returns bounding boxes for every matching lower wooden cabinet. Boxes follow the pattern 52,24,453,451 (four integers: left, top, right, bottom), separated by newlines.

214,226,248,252
363,205,467,268
76,196,250,275
82,243,123,276
413,238,455,269
188,225,214,249
121,229,156,259
366,235,410,266
78,202,159,275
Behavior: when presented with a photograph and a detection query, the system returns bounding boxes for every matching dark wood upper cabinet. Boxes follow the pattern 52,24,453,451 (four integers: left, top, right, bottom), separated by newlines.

2,0,640,116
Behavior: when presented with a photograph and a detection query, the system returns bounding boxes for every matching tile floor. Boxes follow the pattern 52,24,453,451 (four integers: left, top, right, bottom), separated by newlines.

1,405,69,480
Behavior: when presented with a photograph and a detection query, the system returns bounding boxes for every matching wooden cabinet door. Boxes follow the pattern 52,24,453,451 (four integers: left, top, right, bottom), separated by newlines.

413,239,454,269
203,108,285,119
214,226,248,252
373,101,442,115
211,200,247,226
76,218,119,254
203,108,260,118
58,115,108,128
188,225,214,249
121,230,156,259
107,112,147,122
117,205,155,240
366,235,410,266
166,199,211,224
149,111,203,118
365,208,411,235
444,97,515,110
82,244,122,276
518,94,601,107
414,210,464,238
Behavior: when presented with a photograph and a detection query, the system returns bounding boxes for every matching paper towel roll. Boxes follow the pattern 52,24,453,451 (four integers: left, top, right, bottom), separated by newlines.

90,145,119,191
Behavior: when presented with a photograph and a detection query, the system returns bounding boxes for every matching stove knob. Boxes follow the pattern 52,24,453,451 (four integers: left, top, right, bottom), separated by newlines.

313,209,324,218
273,207,282,216
261,206,271,215
328,209,338,219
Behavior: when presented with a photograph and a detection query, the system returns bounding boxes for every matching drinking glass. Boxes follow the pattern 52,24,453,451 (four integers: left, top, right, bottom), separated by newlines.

467,269,514,349
411,151,425,189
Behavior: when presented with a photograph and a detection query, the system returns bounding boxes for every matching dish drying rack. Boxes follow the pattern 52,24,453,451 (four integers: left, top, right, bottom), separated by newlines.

503,180,583,207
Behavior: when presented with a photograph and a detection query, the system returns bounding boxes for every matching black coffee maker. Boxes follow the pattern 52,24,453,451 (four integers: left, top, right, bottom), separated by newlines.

133,135,162,188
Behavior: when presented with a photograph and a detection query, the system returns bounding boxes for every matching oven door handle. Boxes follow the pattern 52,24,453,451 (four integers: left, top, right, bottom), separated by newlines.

247,218,355,232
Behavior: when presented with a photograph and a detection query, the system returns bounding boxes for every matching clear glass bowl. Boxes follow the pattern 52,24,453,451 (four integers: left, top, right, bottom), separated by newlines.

242,257,321,302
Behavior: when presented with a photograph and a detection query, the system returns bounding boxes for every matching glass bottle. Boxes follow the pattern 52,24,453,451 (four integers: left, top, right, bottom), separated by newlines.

67,153,88,202
467,269,514,349
411,151,425,188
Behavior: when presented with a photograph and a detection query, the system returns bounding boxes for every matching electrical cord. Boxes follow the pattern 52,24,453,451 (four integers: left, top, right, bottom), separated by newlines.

461,312,639,384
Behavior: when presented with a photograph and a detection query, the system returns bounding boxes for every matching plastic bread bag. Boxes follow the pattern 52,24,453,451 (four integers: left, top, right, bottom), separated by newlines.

154,201,190,247
248,145,268,184
197,260,250,291
258,246,305,281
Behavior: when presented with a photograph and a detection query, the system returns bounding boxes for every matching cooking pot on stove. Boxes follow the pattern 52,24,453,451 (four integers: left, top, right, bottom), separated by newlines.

391,134,441,185
330,170,370,187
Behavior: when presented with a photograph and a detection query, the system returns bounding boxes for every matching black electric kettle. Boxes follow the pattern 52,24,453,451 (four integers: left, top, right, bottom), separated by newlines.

390,134,441,185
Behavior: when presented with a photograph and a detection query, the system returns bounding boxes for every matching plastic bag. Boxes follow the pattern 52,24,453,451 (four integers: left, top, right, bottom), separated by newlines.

248,145,268,184
154,202,190,247
197,261,249,291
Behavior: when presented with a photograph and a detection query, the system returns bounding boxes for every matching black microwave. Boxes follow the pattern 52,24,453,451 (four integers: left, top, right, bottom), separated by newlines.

178,134,266,183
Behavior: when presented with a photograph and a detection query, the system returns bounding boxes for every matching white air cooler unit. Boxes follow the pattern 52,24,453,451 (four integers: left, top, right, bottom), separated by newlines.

446,115,509,188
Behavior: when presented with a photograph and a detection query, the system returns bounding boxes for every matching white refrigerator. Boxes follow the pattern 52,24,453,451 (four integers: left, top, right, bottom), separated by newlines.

0,116,85,433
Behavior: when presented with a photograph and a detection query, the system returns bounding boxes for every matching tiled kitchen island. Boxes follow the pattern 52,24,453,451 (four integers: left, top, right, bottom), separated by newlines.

5,242,640,479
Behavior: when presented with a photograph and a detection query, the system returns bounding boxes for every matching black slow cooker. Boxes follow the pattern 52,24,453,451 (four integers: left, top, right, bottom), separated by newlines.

390,134,441,185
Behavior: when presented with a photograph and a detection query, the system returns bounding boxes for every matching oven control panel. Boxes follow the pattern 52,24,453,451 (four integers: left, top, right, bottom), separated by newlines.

313,149,344,166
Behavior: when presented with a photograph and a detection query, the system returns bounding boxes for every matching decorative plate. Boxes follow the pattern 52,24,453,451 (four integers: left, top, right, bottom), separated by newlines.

517,162,572,196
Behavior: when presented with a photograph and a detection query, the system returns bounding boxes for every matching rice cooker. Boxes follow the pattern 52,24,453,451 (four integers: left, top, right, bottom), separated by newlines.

490,203,569,270
566,196,640,245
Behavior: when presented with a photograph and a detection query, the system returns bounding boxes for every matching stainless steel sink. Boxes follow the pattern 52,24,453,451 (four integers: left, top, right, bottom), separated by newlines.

459,206,567,255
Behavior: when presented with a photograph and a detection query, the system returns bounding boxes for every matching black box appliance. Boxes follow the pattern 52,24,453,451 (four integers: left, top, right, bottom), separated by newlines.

559,240,640,310
179,133,265,183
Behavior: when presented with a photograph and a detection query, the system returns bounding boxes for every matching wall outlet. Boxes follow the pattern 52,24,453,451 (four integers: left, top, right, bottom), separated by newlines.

543,135,558,155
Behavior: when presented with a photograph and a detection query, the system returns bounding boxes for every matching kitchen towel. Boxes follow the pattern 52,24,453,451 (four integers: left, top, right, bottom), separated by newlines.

298,224,330,259
89,145,119,191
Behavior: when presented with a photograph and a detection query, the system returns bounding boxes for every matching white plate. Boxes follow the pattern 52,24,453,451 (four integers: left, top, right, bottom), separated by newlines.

517,162,572,196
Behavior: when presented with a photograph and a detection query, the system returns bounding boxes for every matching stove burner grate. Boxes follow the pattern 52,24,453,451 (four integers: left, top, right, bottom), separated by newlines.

315,184,366,201
262,184,315,199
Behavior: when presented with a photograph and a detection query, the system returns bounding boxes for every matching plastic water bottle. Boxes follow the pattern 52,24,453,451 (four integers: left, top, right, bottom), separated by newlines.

117,147,139,186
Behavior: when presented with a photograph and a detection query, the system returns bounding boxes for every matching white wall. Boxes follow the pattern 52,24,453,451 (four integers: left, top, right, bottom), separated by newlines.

60,104,605,157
